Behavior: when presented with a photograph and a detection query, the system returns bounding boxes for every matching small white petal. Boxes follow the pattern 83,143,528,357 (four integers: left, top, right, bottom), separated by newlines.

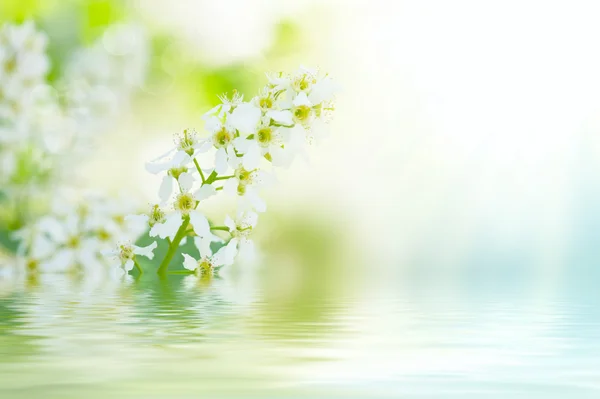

267,110,293,126
204,114,222,132
242,142,261,170
189,211,210,237
178,172,194,192
197,139,213,152
212,240,238,267
233,137,251,153
293,92,312,107
182,253,198,271
215,148,229,174
229,103,261,134
194,184,216,201
133,241,158,259
149,212,182,240
194,235,213,257
224,215,236,231
149,147,176,163
124,259,135,272
159,175,174,203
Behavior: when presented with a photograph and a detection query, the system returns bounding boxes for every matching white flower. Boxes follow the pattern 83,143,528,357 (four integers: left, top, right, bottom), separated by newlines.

224,211,258,261
223,167,268,212
182,236,237,276
201,113,237,174
31,212,103,271
174,128,211,156
149,184,215,240
145,150,193,203
104,241,157,273
233,117,288,170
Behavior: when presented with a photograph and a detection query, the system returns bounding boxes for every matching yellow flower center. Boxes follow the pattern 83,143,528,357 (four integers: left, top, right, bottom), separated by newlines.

293,105,311,123
235,167,253,183
213,127,232,148
175,193,195,214
257,127,273,147
26,258,38,272
198,258,214,276
176,128,197,155
97,229,111,241
66,236,80,248
119,245,134,261
150,204,166,226
259,96,273,109
168,166,187,179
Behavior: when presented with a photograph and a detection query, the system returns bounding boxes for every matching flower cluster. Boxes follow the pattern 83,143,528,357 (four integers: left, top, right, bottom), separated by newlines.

14,194,147,274
118,66,338,276
0,21,148,232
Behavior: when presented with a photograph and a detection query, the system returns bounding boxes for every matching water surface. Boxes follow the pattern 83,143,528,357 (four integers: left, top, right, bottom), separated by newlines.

1,270,599,398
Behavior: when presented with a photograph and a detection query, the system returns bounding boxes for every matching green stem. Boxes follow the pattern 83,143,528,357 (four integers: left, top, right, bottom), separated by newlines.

210,226,230,232
157,217,190,275
167,270,195,275
193,158,206,183
204,170,218,185
213,175,234,181
133,258,144,275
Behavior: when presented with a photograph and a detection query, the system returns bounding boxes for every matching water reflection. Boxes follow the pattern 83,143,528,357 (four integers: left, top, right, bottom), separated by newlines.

1,269,599,398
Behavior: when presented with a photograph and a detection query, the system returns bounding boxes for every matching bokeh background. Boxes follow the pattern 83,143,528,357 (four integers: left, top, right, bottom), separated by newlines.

2,1,600,398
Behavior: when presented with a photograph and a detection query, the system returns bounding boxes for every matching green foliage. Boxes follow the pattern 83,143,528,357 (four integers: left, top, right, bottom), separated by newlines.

0,225,19,253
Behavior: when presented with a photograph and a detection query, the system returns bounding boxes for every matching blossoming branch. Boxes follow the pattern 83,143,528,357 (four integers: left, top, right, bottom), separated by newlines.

108,66,338,276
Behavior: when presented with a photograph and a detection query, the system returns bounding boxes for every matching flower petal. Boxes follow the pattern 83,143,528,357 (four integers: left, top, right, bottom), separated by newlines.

182,253,198,271
212,240,238,267
242,142,261,170
194,184,216,201
189,211,210,237
293,92,311,107
233,137,251,153
193,235,213,257
215,148,229,174
224,215,236,231
178,172,194,193
229,103,261,134
149,212,182,240
124,259,135,272
159,175,174,203
133,241,158,259
267,110,293,126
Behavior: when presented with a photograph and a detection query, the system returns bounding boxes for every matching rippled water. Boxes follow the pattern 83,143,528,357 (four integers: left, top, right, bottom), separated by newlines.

1,270,599,398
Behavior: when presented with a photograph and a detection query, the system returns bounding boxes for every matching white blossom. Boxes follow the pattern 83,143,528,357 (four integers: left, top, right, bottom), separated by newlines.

182,236,237,276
